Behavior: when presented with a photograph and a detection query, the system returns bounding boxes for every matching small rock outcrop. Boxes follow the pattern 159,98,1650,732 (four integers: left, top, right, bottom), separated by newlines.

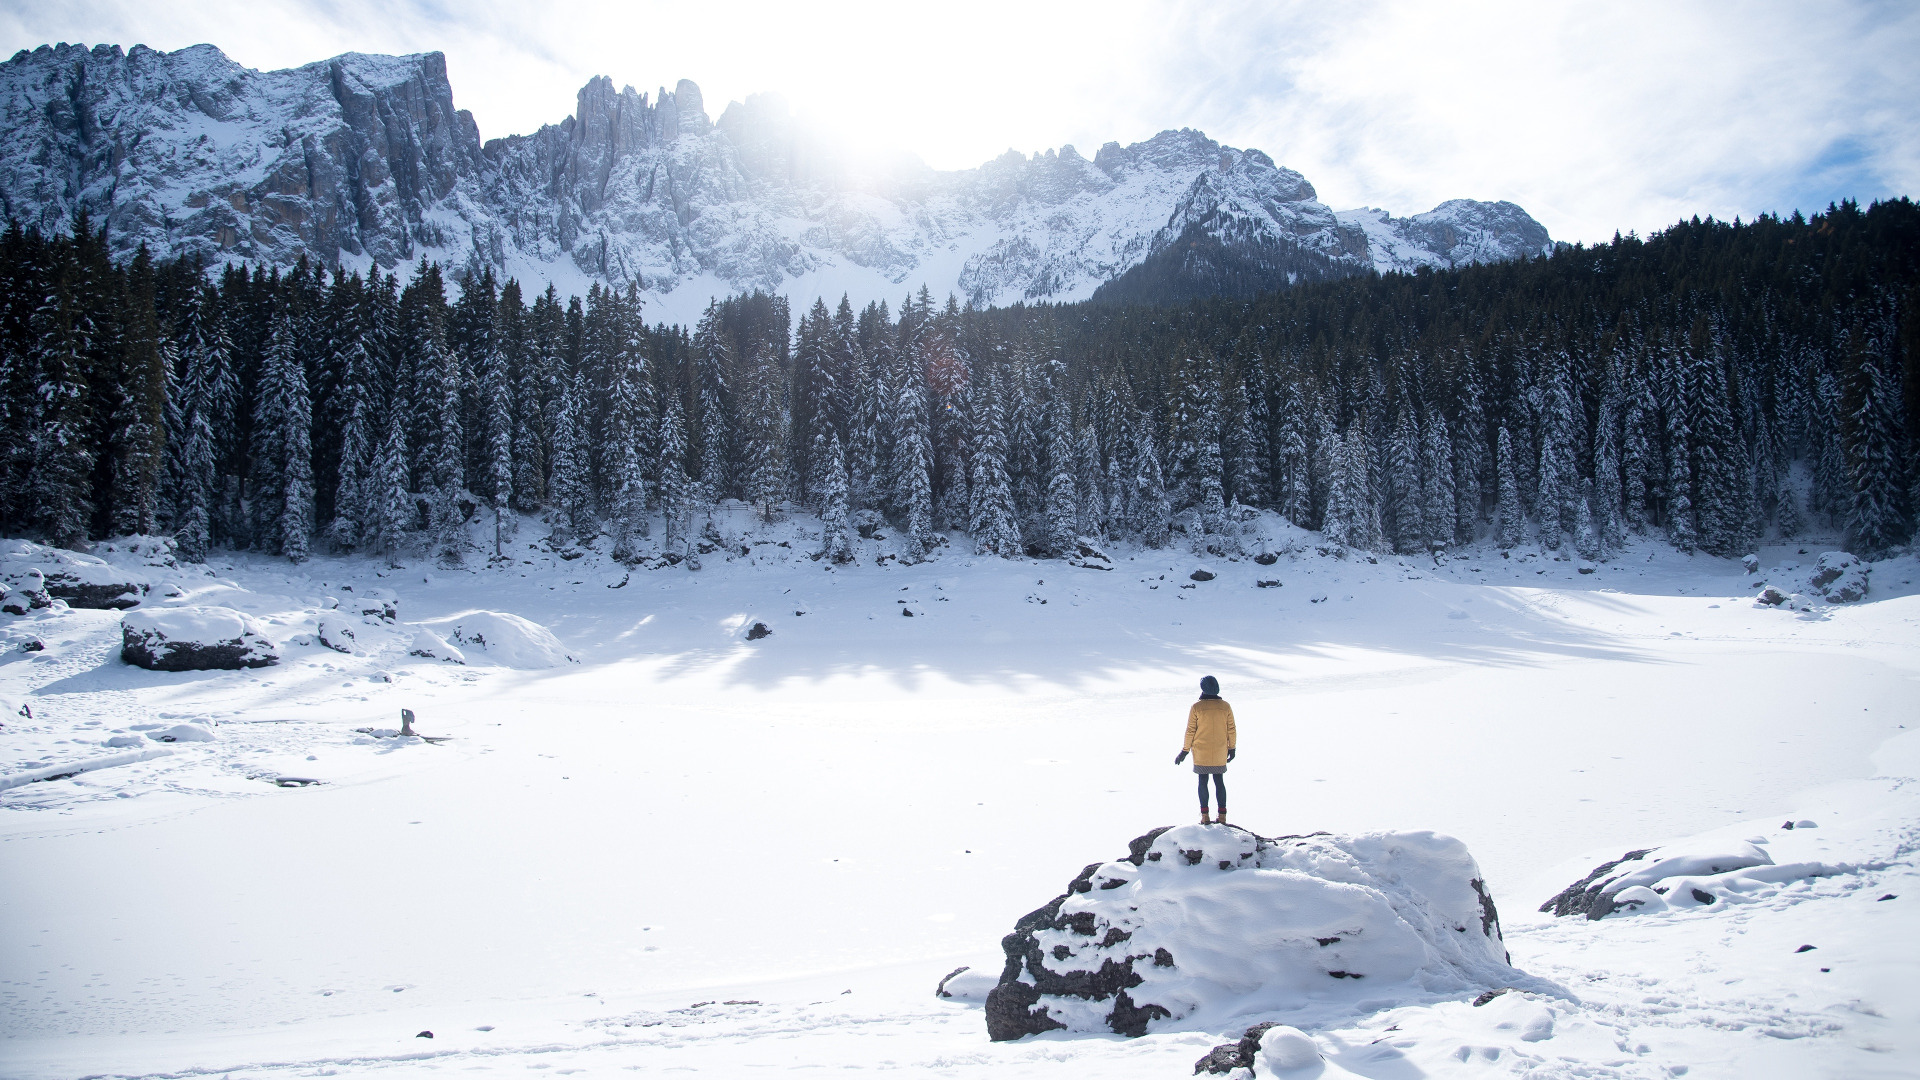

121,607,278,670
2,541,148,608
985,824,1518,1041
1540,842,1775,920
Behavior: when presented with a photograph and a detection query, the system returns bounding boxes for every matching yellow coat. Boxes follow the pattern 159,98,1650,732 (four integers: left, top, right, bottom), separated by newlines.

1183,699,1237,767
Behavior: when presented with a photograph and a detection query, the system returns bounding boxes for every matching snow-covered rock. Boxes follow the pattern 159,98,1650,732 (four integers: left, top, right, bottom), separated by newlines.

0,44,1552,318
1257,1024,1323,1071
356,589,400,622
315,616,357,654
1812,551,1870,603
935,965,997,1003
1535,840,1837,919
147,723,215,743
0,540,148,609
120,607,278,670
418,611,572,667
1066,537,1112,571
407,628,466,665
983,824,1517,1040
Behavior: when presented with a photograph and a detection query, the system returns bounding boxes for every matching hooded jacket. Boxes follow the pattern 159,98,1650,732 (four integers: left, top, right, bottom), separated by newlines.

1183,697,1237,767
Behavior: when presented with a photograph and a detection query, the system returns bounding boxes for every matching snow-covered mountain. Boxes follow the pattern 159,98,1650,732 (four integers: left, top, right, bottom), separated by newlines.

0,43,1553,320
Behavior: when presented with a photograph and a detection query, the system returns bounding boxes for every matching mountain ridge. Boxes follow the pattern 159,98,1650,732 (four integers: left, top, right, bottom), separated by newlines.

0,42,1553,319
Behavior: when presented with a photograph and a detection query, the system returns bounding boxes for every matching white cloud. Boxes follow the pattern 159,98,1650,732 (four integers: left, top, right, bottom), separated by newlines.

3,0,1914,244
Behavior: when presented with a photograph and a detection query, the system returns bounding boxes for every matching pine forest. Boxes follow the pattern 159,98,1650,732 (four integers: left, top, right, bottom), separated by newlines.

1,199,1916,569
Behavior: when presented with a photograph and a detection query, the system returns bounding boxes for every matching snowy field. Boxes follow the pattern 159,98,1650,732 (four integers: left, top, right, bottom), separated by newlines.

2,512,1917,1079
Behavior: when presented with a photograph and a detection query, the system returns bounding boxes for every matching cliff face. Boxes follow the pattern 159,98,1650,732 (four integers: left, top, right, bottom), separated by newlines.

0,43,1553,316
0,43,484,269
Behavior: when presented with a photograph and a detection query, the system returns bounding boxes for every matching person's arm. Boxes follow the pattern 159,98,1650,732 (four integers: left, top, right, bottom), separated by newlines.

1226,704,1237,761
1177,705,1198,763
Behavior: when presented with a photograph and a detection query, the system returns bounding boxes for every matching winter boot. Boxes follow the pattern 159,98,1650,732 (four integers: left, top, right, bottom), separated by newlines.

1215,808,1228,826
1200,808,1214,825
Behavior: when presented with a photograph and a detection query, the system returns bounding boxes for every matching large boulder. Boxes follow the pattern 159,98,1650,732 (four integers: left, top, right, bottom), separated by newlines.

0,539,149,609
984,825,1518,1041
1811,552,1870,603
121,607,278,670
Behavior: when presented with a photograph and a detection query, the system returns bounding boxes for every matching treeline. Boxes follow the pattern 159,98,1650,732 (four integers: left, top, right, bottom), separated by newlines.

0,200,1915,566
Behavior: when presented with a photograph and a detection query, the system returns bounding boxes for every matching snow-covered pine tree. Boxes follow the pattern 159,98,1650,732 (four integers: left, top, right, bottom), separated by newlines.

890,339,935,558
603,339,653,561
1270,374,1311,526
26,252,98,549
1621,363,1656,533
1593,393,1625,556
740,344,790,521
1221,369,1263,509
1534,355,1579,549
250,308,314,561
1842,311,1912,555
1450,349,1488,544
817,431,857,564
1662,346,1698,553
1045,465,1078,557
1074,422,1104,537
692,300,731,502
1132,420,1172,548
1575,479,1599,561
105,250,169,537
549,373,593,533
657,396,693,553
967,374,1021,557
367,407,413,558
1387,405,1423,554
1685,318,1753,557
481,339,515,558
324,286,378,553
1420,411,1455,554
1495,425,1524,549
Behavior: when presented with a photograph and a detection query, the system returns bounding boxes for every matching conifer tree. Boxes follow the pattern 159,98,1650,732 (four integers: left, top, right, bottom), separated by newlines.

657,396,693,553
967,375,1020,557
367,407,412,558
1843,314,1911,555
482,340,515,558
1132,422,1172,548
1420,412,1455,554
1387,405,1423,553
27,253,98,549
817,431,856,563
1271,375,1311,525
1593,396,1625,555
1495,425,1524,549
250,309,313,561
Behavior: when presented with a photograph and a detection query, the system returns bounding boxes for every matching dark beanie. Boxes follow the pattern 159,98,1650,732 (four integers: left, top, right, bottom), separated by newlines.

1200,675,1220,696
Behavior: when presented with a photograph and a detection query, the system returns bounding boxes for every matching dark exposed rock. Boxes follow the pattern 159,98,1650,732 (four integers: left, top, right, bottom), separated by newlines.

1256,579,1281,588
1537,849,1655,919
1189,567,1216,582
1194,1022,1282,1075
745,621,773,640
1472,988,1509,1006
1252,552,1278,566
1691,888,1715,905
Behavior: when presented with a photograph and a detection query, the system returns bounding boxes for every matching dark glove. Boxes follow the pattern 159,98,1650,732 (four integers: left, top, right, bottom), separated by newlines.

1174,750,1188,765
1227,748,1236,762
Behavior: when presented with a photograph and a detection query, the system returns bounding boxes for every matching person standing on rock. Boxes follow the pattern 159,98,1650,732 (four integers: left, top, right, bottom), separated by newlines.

1175,675,1236,825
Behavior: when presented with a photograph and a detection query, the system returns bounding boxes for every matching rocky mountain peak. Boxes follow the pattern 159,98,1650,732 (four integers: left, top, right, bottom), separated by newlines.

0,43,1555,321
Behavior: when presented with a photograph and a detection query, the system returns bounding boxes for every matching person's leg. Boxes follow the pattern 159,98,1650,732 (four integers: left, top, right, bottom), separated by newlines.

1197,773,1211,809
1213,774,1228,823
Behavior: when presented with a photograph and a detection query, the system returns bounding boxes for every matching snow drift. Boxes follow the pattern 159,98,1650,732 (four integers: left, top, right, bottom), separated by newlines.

984,824,1519,1040
120,607,278,670
416,611,573,668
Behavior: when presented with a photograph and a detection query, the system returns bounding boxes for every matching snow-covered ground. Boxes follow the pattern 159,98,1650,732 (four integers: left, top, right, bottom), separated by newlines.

2,511,1916,1079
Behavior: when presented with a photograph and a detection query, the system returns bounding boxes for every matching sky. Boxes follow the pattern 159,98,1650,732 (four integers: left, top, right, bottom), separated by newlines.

3,0,1916,245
